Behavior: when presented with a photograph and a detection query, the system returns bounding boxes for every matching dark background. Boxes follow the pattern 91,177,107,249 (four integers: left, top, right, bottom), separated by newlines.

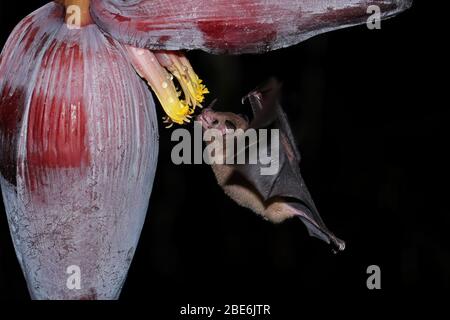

0,0,447,309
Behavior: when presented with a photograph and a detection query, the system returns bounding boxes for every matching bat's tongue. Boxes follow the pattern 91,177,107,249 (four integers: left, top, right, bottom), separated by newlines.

206,98,218,110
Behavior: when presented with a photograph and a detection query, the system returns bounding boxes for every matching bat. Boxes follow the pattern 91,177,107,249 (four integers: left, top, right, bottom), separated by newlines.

196,78,345,252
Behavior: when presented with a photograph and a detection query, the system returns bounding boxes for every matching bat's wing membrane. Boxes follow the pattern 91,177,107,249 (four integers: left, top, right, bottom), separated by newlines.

243,78,281,129
235,79,345,251
232,128,345,251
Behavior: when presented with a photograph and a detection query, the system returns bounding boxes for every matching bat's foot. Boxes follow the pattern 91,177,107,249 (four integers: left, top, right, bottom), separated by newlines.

330,236,346,254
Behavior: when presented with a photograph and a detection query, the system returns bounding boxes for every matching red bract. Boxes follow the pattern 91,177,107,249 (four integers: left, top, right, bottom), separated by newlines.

0,2,158,299
91,0,413,54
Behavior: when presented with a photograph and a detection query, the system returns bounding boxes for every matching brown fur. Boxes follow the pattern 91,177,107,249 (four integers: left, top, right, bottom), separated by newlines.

200,109,295,224
212,164,295,223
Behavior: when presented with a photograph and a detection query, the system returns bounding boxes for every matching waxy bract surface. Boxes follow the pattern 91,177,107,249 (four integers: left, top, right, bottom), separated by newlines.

0,2,159,299
91,0,412,54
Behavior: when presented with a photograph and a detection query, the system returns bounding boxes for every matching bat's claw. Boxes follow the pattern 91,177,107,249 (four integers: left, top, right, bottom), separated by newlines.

241,90,261,105
331,236,346,254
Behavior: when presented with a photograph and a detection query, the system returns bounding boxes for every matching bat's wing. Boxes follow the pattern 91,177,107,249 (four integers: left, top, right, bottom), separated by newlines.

237,78,308,200
243,78,301,162
235,79,345,251
242,78,281,129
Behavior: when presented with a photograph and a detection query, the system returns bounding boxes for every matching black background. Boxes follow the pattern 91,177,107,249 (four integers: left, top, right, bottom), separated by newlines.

0,0,448,311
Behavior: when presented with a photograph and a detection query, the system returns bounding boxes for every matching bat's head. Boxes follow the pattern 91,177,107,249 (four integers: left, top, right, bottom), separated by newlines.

196,107,249,135
196,106,250,165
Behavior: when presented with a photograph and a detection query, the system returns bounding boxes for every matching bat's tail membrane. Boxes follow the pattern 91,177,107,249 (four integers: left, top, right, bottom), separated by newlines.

299,215,346,253
288,202,346,253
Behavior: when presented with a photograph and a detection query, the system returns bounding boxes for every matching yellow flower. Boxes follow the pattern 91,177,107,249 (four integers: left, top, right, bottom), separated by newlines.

126,46,208,127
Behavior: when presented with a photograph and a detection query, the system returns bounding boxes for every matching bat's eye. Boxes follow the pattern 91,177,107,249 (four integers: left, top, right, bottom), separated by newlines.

225,120,236,130
212,119,219,126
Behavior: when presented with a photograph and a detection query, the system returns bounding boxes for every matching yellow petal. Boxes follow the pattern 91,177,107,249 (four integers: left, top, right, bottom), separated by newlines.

125,46,194,125
155,51,209,110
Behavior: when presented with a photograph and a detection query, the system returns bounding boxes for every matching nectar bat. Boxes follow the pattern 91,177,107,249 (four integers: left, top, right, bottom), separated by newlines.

196,79,345,252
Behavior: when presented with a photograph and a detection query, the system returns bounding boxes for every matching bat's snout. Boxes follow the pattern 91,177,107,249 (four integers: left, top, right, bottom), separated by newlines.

196,108,215,129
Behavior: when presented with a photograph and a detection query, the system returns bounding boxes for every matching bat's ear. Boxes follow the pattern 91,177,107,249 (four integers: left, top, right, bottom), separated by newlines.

241,77,282,106
258,78,282,109
259,77,282,95
242,77,283,129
